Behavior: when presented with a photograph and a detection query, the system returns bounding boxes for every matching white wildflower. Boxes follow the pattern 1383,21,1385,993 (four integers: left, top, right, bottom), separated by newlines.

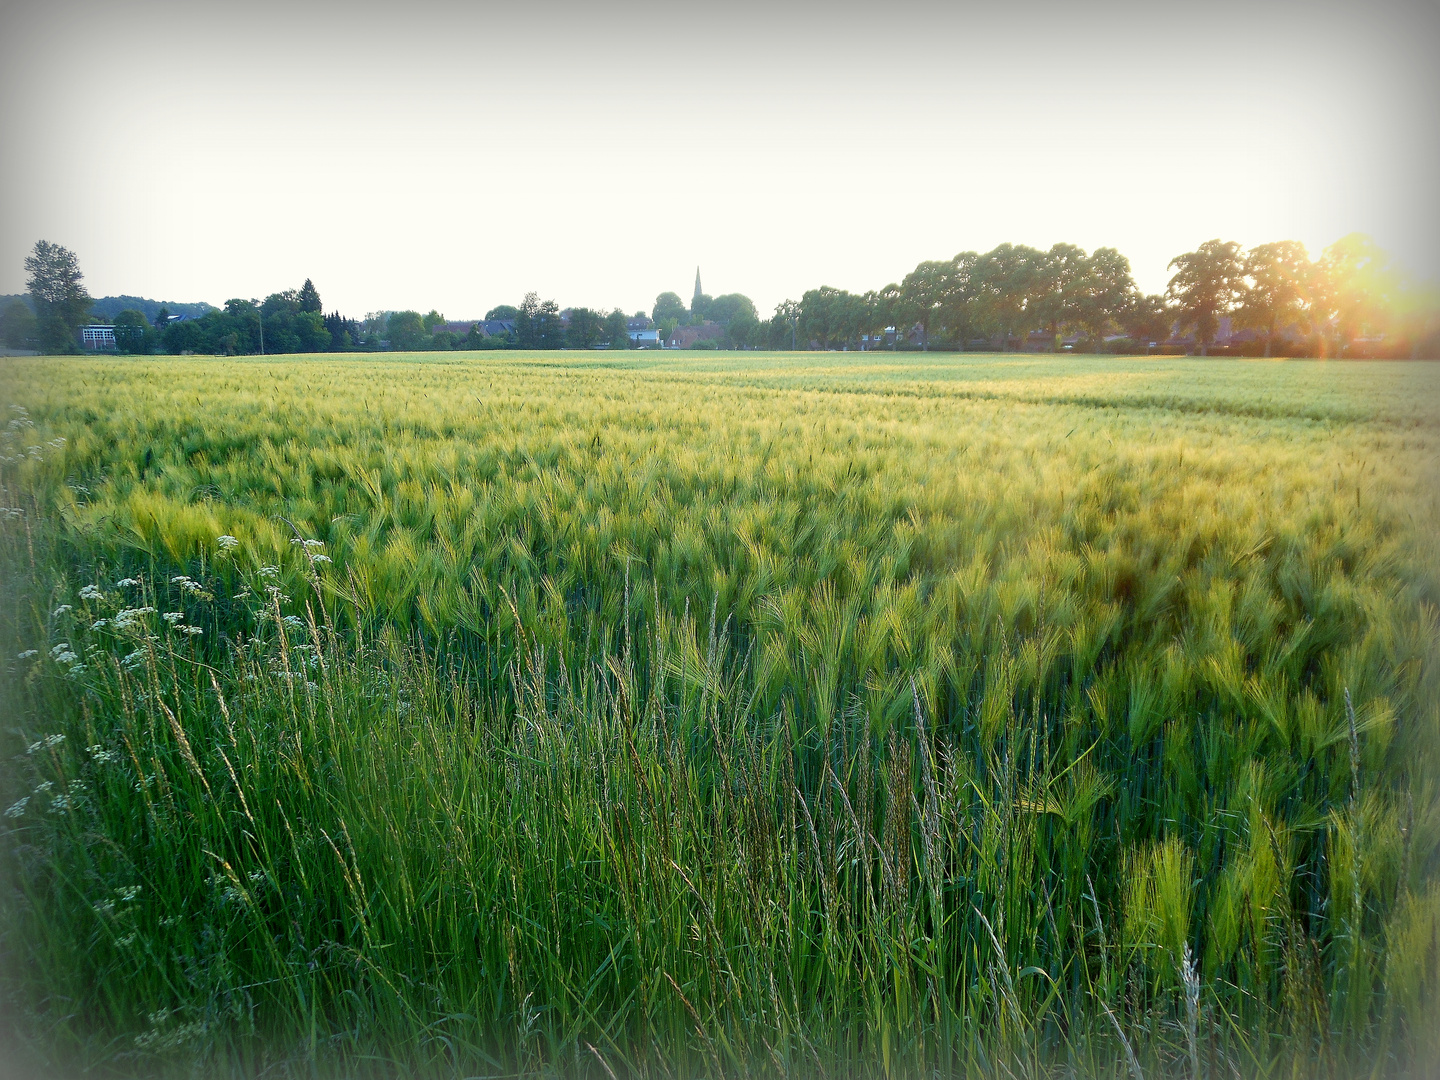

27,734,65,754
291,538,325,549
52,605,72,617
87,744,121,764
121,650,147,671
116,578,140,588
91,618,110,630
113,607,156,631
162,612,184,625
282,615,304,629
3,797,28,818
256,566,280,579
79,584,104,601
216,535,239,550
116,884,141,902
50,794,72,812
16,649,38,660
179,625,203,636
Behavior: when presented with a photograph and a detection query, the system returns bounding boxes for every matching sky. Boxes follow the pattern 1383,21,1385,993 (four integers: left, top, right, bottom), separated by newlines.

1,0,1437,319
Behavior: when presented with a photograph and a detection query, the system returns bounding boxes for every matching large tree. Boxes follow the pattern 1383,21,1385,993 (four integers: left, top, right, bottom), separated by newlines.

900,260,953,351
652,292,688,325
1030,243,1089,350
706,293,757,327
1074,247,1137,348
1166,239,1244,355
603,309,631,349
298,278,322,314
936,251,979,350
973,243,1041,350
800,286,848,350
516,292,563,349
386,310,427,351
25,240,91,353
1236,241,1310,357
566,307,605,349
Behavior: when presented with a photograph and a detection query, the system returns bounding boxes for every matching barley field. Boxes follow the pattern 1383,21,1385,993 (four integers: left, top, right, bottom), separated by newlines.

1,351,1438,1079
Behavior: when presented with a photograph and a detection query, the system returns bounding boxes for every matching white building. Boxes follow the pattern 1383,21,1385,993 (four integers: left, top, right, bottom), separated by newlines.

81,325,117,351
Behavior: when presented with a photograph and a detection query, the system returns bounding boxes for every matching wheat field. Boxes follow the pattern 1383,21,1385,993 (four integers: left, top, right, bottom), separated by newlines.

1,351,1438,1078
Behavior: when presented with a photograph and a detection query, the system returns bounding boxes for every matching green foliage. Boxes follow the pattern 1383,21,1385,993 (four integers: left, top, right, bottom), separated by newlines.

516,292,563,349
603,309,631,349
652,291,687,325
705,292,756,326
385,310,427,351
1167,241,1245,354
566,307,604,349
1,298,37,349
111,309,157,354
1,354,1438,1077
297,278,322,314
25,240,92,353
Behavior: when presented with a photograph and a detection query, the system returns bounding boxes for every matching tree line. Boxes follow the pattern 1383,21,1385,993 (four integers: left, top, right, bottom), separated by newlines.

763,234,1438,357
4,236,1436,357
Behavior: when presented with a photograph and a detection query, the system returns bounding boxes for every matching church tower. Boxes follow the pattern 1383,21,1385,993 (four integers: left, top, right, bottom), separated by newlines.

692,267,703,313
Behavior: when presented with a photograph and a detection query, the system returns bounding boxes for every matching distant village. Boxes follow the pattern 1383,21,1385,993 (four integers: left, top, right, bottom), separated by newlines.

8,237,1436,359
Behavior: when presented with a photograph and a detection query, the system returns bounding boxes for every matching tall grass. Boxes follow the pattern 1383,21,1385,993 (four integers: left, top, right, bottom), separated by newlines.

1,352,1438,1077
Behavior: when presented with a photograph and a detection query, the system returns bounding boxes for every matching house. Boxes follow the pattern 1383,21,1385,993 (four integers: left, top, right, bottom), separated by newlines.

628,328,662,347
433,320,478,337
666,322,725,349
478,319,516,337
81,325,117,351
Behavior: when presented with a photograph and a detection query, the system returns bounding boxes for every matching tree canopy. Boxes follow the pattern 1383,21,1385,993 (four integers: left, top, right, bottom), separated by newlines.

298,278,322,314
1166,240,1245,355
25,241,91,353
652,292,688,325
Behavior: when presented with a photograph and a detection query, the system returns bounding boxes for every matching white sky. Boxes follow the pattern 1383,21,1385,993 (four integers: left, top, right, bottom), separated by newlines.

2,0,1436,318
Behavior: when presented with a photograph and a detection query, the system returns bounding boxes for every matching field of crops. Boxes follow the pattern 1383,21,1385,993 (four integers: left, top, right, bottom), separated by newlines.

1,351,1438,1078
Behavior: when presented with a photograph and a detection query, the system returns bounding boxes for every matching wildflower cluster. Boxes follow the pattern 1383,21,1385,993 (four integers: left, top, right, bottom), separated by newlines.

291,537,332,565
48,643,85,677
86,744,121,765
170,575,214,601
26,733,66,755
0,406,64,467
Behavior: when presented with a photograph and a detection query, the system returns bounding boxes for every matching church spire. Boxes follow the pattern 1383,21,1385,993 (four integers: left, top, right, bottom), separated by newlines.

693,266,703,312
